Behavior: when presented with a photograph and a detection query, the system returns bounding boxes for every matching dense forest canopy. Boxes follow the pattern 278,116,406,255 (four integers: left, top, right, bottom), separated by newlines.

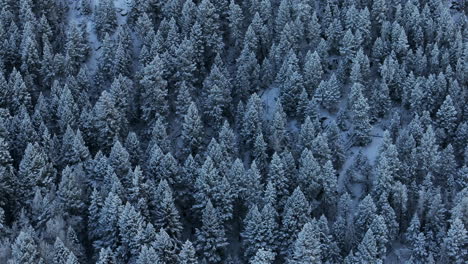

0,0,466,263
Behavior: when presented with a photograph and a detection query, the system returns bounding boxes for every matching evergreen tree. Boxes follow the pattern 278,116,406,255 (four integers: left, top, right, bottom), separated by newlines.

354,195,377,243
242,205,263,259
182,102,204,156
228,0,244,48
445,218,467,263
17,143,52,203
242,94,262,148
65,23,90,75
154,181,183,238
436,95,457,140
354,229,379,263
297,149,321,201
268,153,289,204
195,200,228,263
136,245,160,264
118,202,145,257
280,188,311,258
315,74,341,112
140,55,168,121
194,156,234,221
125,132,142,166
11,230,43,264
96,247,116,264
179,240,198,264
53,237,74,264
57,166,84,217
250,248,276,264
350,83,372,146
303,51,323,96
203,65,231,128
288,221,322,264
93,90,121,152
94,191,122,252
95,0,117,39
194,1,221,56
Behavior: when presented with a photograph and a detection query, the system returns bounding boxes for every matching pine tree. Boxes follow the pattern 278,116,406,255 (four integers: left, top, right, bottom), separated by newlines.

11,230,43,264
322,160,338,216
197,0,223,55
140,54,168,121
354,195,377,243
96,247,116,264
58,166,84,216
418,126,440,175
136,245,160,264
108,140,131,180
369,215,389,259
354,229,379,263
56,85,78,133
235,48,260,98
154,181,182,238
147,117,171,154
95,0,117,39
253,133,268,173
8,69,32,114
411,231,428,262
436,95,457,140
125,132,141,166
315,74,341,112
242,94,262,148
269,101,287,152
17,143,52,203
65,23,90,75
250,248,276,264
268,153,289,204
93,90,121,152
219,120,238,157
94,191,122,252
280,187,311,258
228,0,244,47
203,65,231,128
173,37,197,87
195,200,228,263
280,68,304,116
288,221,322,264
297,149,321,201
445,218,467,263
179,240,198,264
152,226,179,263
242,205,263,259
118,202,145,257
194,156,234,221
303,51,323,96
53,237,73,264
182,102,204,156
350,83,372,146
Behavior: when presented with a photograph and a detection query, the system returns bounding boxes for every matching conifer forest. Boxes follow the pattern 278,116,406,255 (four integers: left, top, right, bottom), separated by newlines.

0,0,467,263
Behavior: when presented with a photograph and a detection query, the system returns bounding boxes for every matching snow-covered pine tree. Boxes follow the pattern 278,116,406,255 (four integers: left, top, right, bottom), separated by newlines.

182,102,204,156
280,187,311,258
288,220,322,264
195,200,228,263
95,0,117,39
140,54,168,122
350,83,372,146
250,248,276,264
